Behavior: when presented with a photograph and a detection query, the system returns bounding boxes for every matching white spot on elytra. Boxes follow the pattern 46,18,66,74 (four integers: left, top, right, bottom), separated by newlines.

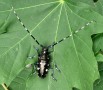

45,69,48,72
43,51,46,54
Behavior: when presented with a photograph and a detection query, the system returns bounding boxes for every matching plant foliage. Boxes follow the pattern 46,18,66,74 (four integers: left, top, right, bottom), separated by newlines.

0,0,103,90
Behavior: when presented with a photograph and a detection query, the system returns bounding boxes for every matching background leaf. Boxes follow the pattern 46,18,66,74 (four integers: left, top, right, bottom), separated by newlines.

92,33,103,54
0,0,103,90
93,0,103,16
94,70,103,90
92,1,103,89
93,55,103,90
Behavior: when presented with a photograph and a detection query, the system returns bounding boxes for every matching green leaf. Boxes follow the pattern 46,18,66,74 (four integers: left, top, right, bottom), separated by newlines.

93,51,103,90
94,70,103,90
0,0,31,85
92,33,103,54
93,0,103,16
0,0,103,90
9,68,32,90
96,53,103,62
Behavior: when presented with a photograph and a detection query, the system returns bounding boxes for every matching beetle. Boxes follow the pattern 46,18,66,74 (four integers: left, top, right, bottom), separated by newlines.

12,6,95,80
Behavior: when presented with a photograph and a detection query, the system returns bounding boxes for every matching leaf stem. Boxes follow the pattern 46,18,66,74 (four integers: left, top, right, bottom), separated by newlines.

2,83,8,90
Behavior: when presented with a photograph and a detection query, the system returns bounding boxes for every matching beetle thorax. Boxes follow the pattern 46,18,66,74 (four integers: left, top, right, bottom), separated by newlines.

42,47,48,54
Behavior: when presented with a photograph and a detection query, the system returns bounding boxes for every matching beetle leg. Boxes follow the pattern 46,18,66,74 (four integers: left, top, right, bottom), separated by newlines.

28,55,36,59
33,45,39,55
51,68,57,81
54,64,61,73
31,62,39,75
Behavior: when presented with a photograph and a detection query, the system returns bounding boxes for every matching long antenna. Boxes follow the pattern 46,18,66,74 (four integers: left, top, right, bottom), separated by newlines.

48,20,95,48
12,6,43,47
